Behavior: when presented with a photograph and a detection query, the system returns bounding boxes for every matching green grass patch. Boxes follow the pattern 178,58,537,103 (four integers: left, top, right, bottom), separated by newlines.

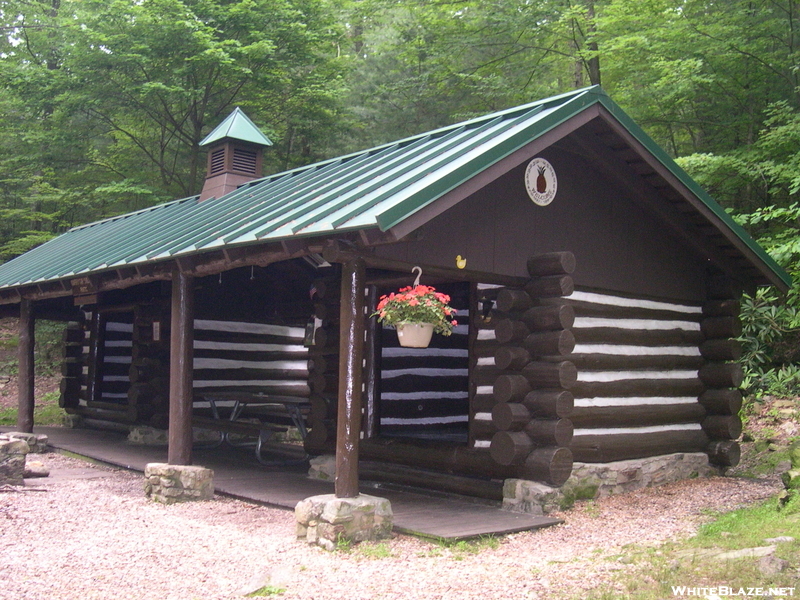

582,495,800,600
357,541,394,559
0,390,66,426
434,535,500,560
245,585,286,597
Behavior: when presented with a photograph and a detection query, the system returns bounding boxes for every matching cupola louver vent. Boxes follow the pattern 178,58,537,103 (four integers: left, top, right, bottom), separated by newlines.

232,147,258,175
209,148,226,176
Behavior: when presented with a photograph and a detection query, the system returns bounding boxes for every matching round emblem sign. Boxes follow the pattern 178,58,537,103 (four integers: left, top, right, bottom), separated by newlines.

525,158,557,206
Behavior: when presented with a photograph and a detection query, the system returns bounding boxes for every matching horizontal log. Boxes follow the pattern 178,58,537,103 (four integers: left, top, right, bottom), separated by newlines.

304,418,336,452
706,440,741,467
59,376,82,396
525,275,574,299
702,415,742,440
58,391,80,409
573,327,704,346
308,355,333,374
523,389,574,419
193,382,311,398
494,374,532,403
149,376,169,392
193,367,311,382
699,389,742,415
86,399,131,413
699,339,742,361
472,391,496,413
494,319,530,344
63,327,85,344
131,343,166,361
309,394,336,420
522,361,577,389
494,346,531,370
525,418,574,447
698,362,743,388
313,327,338,348
359,461,503,501
64,405,137,425
128,382,157,405
541,297,703,322
309,279,340,301
701,316,742,339
527,252,576,277
520,304,575,332
360,438,522,480
702,299,740,317
520,446,574,487
546,353,704,371
309,372,338,393
493,362,577,400
571,379,705,398
61,358,84,377
322,244,530,288
490,431,533,465
495,289,533,313
523,330,575,357
492,402,531,431
570,402,706,428
471,418,499,441
571,428,710,462
62,344,84,359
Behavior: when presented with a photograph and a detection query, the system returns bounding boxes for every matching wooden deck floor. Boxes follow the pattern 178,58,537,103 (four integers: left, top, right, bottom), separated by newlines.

4,426,562,540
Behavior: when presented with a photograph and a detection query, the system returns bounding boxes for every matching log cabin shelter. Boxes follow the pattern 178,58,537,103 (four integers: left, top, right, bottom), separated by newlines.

0,85,791,501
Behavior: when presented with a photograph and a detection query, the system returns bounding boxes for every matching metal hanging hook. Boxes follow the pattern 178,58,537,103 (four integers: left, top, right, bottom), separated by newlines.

412,266,422,287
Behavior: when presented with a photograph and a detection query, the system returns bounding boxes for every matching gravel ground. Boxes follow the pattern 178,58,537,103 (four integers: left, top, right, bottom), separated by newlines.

0,452,781,600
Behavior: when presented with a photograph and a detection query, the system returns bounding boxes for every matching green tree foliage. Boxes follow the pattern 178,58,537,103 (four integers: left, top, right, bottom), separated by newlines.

337,0,603,150
0,0,346,257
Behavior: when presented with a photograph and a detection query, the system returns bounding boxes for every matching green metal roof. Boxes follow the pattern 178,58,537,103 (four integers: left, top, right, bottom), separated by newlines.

199,107,273,147
0,86,790,292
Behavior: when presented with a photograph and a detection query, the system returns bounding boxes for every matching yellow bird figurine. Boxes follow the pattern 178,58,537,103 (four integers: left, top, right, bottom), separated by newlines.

456,255,467,269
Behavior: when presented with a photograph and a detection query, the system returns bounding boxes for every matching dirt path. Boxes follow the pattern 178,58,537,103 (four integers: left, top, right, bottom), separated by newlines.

0,452,780,600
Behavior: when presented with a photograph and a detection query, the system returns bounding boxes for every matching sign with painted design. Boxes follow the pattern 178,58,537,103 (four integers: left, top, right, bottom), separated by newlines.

524,158,557,206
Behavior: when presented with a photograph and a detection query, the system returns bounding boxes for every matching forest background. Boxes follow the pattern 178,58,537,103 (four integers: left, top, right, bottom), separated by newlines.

2,0,800,393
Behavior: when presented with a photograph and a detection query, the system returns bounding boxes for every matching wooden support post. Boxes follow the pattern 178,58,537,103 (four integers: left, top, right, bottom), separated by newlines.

17,299,35,433
168,270,194,466
363,285,380,440
335,259,366,498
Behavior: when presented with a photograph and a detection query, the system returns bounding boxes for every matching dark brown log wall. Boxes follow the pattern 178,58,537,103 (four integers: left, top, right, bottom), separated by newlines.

563,289,714,463
699,275,744,467
304,275,341,454
471,252,576,487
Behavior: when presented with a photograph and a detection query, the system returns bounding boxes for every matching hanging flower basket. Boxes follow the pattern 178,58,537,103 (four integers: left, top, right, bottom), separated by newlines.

396,322,435,348
372,283,457,349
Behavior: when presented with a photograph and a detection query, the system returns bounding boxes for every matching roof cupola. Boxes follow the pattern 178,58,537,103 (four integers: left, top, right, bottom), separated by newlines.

198,107,273,201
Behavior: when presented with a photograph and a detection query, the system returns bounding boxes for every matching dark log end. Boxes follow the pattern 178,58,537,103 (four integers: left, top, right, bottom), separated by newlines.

527,252,576,277
706,440,740,467
523,389,574,418
495,289,534,313
699,389,743,415
495,319,530,344
494,346,531,370
494,374,532,403
522,446,573,487
702,415,743,440
491,402,532,431
490,431,534,466
699,362,744,388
